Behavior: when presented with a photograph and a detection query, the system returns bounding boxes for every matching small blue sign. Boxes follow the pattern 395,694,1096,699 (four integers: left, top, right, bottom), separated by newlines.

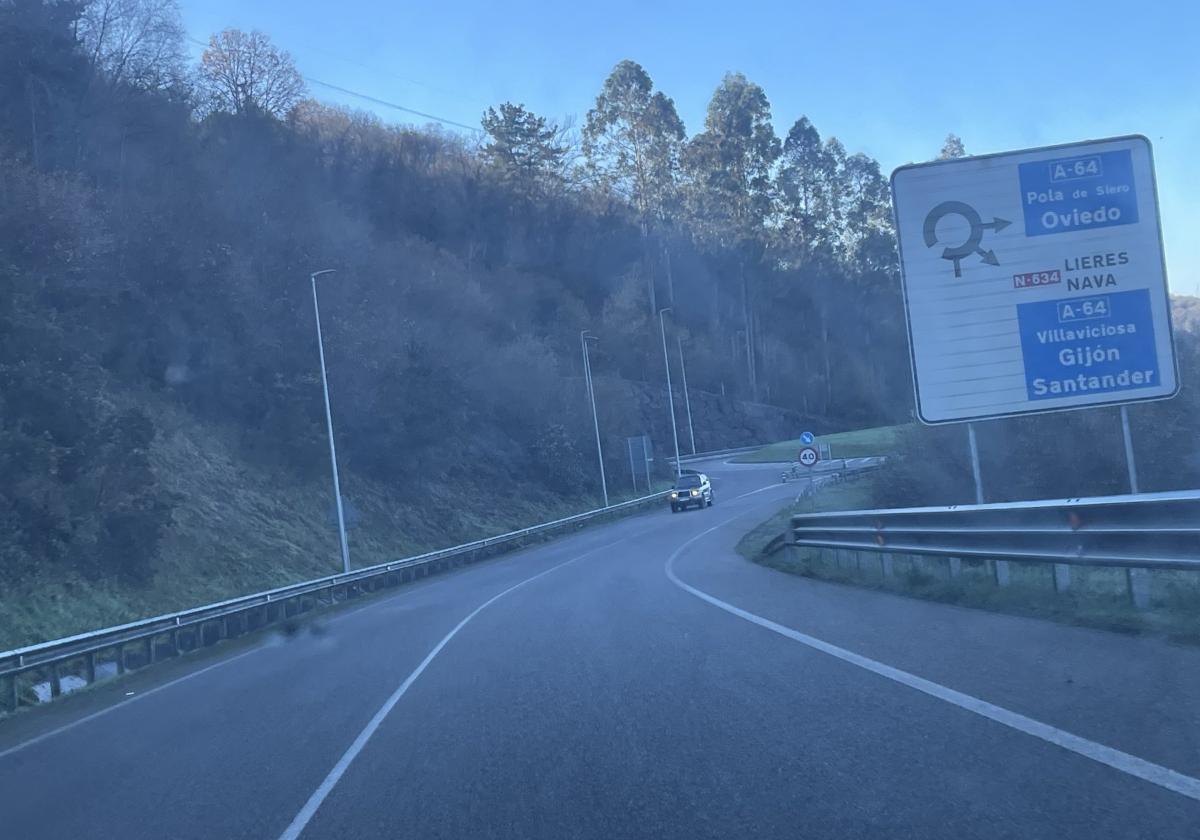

1016,289,1159,400
800,431,815,445
1018,149,1138,237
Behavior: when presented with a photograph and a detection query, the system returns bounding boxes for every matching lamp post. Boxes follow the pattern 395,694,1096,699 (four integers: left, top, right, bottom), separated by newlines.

310,269,350,574
658,308,682,478
580,330,608,506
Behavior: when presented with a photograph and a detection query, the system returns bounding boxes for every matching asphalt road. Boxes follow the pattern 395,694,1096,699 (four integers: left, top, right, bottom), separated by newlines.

2,457,1198,839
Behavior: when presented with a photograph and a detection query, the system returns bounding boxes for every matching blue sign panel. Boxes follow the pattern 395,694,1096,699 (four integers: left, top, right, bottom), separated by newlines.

1018,149,1138,237
1016,288,1159,401
800,431,815,445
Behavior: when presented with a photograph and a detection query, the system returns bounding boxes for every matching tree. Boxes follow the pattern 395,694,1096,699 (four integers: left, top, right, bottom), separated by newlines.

839,152,892,267
938,133,966,159
77,0,185,91
480,102,568,191
583,60,685,311
197,28,305,118
0,0,92,170
583,60,684,211
684,73,780,243
775,115,831,258
683,73,780,400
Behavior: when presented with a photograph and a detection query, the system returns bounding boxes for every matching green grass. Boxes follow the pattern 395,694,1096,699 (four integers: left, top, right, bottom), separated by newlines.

736,480,875,560
737,474,1200,644
733,423,912,463
0,396,674,651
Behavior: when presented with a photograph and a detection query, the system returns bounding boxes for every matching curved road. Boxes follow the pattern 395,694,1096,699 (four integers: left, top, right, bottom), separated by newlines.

1,457,1198,838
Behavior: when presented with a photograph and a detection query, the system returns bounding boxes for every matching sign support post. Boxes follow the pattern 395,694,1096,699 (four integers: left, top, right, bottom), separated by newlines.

1120,405,1139,493
967,423,985,504
642,435,652,490
627,437,638,492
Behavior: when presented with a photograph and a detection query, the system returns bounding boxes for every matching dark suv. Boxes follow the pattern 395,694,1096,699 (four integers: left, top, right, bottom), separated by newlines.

669,473,713,512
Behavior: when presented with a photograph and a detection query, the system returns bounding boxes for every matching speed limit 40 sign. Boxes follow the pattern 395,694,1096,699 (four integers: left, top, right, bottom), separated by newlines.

798,446,819,467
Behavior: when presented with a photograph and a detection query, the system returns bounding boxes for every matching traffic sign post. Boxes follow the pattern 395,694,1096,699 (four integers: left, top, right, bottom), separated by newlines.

798,446,819,468
892,135,1178,425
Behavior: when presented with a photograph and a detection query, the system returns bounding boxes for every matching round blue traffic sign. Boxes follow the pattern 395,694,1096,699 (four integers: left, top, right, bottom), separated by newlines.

800,431,815,445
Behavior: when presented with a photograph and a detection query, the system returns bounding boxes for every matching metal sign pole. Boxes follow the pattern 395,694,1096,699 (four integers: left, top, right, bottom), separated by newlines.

642,435,652,490
1120,405,1140,493
627,437,638,492
967,423,985,504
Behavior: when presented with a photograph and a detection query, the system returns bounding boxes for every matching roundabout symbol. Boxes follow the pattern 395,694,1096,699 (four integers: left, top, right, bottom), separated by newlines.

922,200,1010,277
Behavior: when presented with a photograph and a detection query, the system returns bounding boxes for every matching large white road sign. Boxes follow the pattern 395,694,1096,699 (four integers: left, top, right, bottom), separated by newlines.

892,135,1178,424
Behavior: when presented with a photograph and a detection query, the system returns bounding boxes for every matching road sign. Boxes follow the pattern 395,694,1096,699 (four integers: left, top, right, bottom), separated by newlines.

892,135,1178,424
327,495,361,530
800,431,815,445
798,446,819,467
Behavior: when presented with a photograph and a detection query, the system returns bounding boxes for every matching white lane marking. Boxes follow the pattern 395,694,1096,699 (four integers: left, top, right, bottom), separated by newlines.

276,538,623,840
0,525,652,763
0,648,263,761
664,520,1200,803
732,482,796,501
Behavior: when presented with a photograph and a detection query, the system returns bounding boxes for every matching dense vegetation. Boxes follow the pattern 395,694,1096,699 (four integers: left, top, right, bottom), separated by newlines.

1,0,1196,646
0,0,903,639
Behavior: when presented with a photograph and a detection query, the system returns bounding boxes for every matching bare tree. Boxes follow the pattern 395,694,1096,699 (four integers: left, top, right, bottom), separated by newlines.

197,29,305,118
77,0,186,90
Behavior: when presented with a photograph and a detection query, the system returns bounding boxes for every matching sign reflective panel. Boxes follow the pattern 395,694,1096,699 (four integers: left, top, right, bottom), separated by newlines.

891,135,1177,424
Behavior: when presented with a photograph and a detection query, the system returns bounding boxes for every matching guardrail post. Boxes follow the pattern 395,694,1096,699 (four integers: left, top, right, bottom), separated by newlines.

49,662,61,699
994,559,1011,587
948,557,962,578
116,644,127,674
1126,568,1150,609
1053,564,1071,594
85,651,96,684
879,553,894,579
145,636,155,664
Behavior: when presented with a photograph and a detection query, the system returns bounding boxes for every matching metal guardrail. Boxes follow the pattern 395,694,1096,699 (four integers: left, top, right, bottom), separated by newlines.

781,457,885,483
677,443,766,464
0,489,670,711
790,490,1200,571
789,489,1200,608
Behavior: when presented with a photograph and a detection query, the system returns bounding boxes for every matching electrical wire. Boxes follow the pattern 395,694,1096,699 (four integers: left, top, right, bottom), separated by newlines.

186,35,480,134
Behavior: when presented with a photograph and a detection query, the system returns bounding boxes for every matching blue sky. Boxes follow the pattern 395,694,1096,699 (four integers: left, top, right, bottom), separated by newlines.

180,0,1199,293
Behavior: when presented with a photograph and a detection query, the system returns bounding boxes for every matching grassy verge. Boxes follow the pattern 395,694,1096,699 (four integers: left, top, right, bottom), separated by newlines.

734,423,911,463
737,478,1200,645
0,394,675,651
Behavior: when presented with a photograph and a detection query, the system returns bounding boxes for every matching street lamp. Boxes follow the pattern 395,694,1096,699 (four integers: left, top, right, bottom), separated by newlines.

658,308,682,478
580,330,608,507
676,335,696,455
310,269,350,574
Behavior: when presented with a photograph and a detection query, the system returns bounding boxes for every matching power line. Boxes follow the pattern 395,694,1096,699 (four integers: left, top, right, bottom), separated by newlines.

186,35,480,134
304,78,479,133
291,40,475,106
